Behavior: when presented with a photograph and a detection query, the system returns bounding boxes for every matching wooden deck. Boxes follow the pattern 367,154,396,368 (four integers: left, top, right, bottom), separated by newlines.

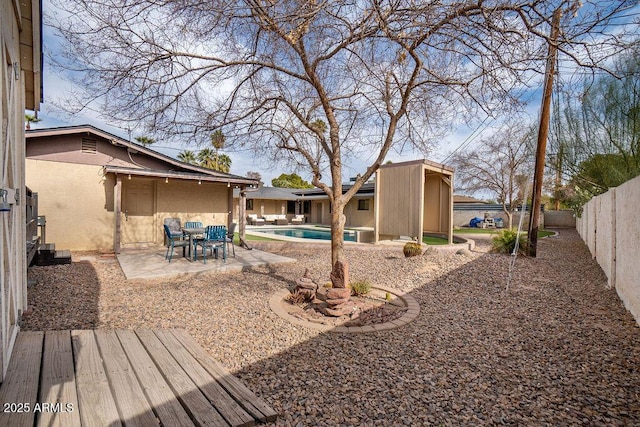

0,329,277,426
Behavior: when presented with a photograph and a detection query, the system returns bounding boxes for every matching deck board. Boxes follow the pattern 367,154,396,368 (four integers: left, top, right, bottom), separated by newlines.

38,330,81,427
94,330,159,426
173,329,278,423
72,330,123,427
116,329,194,427
135,329,230,426
0,331,44,427
0,329,274,427
154,329,255,427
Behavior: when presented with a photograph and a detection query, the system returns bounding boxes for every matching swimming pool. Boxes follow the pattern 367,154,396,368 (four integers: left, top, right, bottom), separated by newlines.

258,227,358,242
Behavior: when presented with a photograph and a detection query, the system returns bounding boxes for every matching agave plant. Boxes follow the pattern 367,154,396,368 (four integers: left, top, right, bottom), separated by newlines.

491,229,528,255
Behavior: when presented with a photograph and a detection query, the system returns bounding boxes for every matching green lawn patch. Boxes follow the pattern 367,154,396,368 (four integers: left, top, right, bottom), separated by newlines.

422,235,450,245
455,228,554,238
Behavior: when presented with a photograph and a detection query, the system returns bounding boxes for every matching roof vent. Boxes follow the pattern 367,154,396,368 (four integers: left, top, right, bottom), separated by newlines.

81,138,97,154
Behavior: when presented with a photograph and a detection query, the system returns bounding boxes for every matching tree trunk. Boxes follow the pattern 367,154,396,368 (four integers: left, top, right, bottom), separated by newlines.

329,196,349,288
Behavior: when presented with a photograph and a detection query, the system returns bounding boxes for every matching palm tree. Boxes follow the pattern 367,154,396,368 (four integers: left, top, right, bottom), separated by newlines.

197,148,217,169
197,149,232,173
177,150,197,164
215,153,232,173
25,114,41,130
134,136,155,146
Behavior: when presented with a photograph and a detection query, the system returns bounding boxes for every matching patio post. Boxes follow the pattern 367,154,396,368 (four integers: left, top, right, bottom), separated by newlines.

239,187,246,240
114,174,122,253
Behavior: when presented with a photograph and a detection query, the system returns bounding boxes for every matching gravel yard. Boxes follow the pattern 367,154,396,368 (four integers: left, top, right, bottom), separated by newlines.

23,230,640,425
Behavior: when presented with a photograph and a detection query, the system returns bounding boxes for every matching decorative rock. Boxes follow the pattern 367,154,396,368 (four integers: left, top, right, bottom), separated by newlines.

326,287,351,300
456,248,472,256
330,260,350,289
296,278,317,290
326,297,350,306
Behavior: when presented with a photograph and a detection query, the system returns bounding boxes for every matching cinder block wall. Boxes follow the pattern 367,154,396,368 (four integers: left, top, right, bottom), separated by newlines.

577,175,640,326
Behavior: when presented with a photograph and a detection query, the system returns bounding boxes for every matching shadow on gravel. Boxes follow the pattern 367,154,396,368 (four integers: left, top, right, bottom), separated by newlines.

236,230,640,426
23,256,102,329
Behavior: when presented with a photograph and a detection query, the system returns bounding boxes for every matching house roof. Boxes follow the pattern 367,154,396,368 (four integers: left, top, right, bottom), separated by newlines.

27,125,258,186
233,182,376,200
453,194,487,204
234,186,300,200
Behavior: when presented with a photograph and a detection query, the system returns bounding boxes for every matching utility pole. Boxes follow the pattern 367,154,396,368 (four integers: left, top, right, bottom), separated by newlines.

528,8,562,257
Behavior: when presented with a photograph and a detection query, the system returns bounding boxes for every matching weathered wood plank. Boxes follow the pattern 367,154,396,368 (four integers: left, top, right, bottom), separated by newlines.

94,330,159,427
115,329,194,427
71,330,122,427
135,329,229,427
171,329,278,423
37,330,81,427
0,331,44,427
153,329,255,427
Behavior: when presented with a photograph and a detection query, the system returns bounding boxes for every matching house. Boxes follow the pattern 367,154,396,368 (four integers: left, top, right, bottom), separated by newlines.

233,159,454,243
233,182,376,228
1,0,42,381
26,126,258,252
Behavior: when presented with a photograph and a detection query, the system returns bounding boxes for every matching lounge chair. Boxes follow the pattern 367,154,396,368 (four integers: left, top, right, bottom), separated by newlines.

291,215,305,225
247,214,264,226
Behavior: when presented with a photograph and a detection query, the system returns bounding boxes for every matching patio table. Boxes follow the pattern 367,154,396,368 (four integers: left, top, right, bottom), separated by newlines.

181,227,205,261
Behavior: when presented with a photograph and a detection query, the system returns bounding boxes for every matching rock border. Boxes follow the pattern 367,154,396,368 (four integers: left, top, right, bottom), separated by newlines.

269,285,420,333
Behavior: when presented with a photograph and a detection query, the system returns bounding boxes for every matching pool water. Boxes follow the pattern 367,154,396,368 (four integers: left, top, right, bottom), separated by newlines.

260,227,357,242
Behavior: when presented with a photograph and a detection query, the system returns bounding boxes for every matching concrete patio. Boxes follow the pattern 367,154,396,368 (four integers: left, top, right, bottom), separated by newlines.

116,245,296,280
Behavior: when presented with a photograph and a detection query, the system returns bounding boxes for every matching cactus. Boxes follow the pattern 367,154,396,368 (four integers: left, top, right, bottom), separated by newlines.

403,241,423,257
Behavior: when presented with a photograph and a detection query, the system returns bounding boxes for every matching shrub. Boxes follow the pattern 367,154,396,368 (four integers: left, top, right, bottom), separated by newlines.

403,241,423,257
491,229,528,255
286,289,314,304
350,280,371,297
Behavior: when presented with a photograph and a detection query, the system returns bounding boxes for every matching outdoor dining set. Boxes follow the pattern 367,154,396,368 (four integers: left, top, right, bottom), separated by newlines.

162,218,236,263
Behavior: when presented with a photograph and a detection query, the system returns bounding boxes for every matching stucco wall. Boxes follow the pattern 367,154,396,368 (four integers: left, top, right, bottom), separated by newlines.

595,191,614,288
577,175,640,325
344,197,374,228
614,178,640,325
543,210,576,228
26,160,114,251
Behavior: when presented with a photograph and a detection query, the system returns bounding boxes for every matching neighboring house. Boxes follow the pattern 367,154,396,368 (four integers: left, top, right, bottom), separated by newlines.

233,159,454,243
233,182,376,228
1,0,42,381
26,126,257,252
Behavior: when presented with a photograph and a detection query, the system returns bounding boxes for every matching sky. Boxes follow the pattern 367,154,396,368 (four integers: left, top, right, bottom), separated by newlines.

30,1,639,187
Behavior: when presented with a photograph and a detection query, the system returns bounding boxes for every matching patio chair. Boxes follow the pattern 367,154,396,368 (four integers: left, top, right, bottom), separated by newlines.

184,221,204,256
195,225,226,264
163,224,189,263
225,222,236,257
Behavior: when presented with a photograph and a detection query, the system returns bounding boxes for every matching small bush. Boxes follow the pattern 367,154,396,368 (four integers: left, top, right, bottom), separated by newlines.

491,229,528,255
350,280,371,297
403,241,423,257
286,289,314,304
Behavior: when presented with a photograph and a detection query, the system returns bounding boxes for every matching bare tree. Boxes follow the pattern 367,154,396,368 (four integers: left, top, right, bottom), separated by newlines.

49,0,636,285
450,126,535,229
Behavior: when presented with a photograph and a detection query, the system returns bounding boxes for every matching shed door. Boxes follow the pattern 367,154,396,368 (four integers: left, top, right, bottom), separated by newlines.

1,55,23,381
122,179,156,246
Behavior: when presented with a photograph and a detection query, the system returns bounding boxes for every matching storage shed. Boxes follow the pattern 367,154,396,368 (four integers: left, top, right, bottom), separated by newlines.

374,159,454,244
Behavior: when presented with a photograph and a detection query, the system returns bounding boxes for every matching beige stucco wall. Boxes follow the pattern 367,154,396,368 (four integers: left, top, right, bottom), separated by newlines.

577,175,640,326
27,159,234,251
344,197,374,228
26,159,114,251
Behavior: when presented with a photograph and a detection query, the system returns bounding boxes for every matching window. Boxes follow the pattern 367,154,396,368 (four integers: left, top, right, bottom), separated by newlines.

246,199,254,210
358,199,370,210
81,138,97,154
287,201,296,214
303,201,311,214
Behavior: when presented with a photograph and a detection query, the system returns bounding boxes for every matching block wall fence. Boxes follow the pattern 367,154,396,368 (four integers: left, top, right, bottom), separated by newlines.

577,175,640,326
